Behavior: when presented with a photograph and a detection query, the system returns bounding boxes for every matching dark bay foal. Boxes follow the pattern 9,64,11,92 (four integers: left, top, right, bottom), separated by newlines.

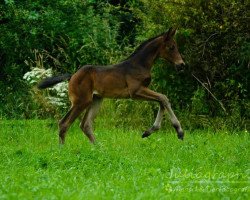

38,28,185,144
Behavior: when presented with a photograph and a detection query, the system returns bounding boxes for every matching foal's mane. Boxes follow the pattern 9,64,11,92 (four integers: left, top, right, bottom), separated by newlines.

125,33,164,60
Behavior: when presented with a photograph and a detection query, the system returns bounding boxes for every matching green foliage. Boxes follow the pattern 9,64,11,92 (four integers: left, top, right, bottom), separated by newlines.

1,0,123,70
191,87,209,115
0,120,249,199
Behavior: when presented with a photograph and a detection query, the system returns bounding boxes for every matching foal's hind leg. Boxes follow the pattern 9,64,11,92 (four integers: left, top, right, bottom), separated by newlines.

59,103,89,144
80,96,103,143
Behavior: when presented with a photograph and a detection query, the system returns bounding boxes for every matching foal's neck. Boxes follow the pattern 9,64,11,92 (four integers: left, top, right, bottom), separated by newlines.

131,37,162,70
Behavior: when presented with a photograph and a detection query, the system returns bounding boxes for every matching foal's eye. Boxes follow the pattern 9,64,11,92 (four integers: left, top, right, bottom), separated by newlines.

169,46,175,51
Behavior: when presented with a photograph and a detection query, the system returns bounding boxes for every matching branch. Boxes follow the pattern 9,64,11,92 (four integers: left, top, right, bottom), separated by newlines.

202,32,219,57
192,73,227,113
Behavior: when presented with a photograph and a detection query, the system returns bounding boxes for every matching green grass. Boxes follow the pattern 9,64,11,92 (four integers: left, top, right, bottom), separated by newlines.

0,119,249,199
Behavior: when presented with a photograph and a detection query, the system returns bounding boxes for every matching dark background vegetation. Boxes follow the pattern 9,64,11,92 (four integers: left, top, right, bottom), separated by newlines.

0,0,249,130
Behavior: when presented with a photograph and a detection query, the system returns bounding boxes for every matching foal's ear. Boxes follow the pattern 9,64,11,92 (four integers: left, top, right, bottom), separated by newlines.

164,27,177,41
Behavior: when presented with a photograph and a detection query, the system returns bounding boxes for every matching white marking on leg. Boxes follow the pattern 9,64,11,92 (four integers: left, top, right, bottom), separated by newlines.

153,106,164,130
165,102,184,136
93,90,99,95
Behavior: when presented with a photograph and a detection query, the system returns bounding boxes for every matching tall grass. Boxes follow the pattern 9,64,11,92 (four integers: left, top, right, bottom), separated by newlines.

0,119,249,199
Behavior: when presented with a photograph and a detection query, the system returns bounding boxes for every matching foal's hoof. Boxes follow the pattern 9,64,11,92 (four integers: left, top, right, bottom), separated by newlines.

177,131,184,140
142,131,151,138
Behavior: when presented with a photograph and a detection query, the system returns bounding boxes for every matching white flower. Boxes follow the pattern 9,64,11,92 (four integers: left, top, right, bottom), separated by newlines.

24,67,68,108
23,67,53,84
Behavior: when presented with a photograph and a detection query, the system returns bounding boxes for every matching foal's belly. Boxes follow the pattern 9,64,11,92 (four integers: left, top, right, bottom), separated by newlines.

97,88,130,99
94,70,130,98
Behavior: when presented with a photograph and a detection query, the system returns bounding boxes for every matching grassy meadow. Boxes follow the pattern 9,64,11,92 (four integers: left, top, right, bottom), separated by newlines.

0,119,249,199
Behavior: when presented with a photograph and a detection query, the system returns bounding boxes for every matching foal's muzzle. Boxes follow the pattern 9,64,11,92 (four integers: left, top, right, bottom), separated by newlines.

175,62,185,73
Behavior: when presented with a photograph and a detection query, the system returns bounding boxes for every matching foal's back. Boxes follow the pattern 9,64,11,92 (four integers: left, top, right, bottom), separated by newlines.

69,63,133,102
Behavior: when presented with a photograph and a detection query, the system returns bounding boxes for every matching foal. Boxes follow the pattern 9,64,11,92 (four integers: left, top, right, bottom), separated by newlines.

38,28,185,144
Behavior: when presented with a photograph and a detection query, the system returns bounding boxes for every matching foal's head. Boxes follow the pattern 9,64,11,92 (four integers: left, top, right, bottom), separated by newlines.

159,28,185,67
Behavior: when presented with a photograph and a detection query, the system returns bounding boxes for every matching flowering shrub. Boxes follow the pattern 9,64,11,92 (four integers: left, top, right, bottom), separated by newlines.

23,67,68,108
46,82,68,107
23,67,53,84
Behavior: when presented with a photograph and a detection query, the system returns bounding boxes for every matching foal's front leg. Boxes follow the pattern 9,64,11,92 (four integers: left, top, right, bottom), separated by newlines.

142,105,164,138
134,87,184,140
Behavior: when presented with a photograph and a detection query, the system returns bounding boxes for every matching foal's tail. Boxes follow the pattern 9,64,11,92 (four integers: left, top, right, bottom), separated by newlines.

37,73,72,89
